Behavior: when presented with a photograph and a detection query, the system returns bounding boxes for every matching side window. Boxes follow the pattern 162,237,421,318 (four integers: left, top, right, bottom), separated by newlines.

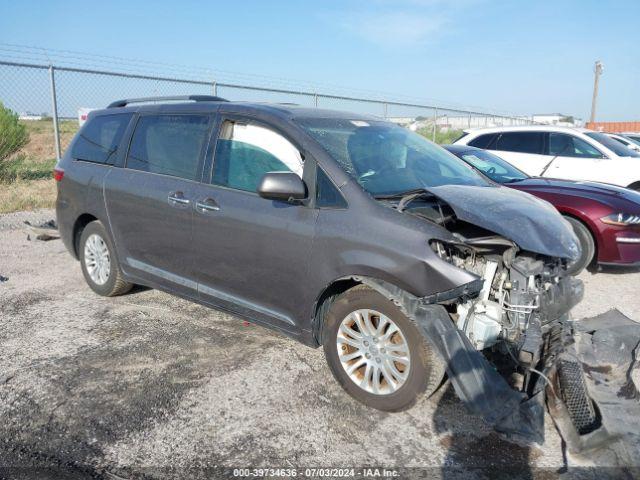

71,113,132,164
316,167,347,208
212,121,303,193
126,114,212,181
548,133,602,158
495,132,544,154
468,133,498,149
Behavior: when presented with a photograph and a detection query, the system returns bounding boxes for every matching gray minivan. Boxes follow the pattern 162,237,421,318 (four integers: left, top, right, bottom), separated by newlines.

56,96,603,449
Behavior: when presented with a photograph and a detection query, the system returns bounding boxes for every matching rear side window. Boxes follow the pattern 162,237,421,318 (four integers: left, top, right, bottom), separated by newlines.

547,133,603,158
126,114,212,181
316,167,347,208
212,121,303,193
468,133,498,149
71,113,132,164
495,132,544,154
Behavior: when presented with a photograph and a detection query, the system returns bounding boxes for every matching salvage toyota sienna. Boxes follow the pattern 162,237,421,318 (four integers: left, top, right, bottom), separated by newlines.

57,96,610,451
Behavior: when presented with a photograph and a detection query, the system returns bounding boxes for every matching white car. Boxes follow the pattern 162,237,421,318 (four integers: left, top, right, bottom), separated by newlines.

454,126,640,190
606,133,640,152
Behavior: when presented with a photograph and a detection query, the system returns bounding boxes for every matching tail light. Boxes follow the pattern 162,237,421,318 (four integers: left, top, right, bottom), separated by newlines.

53,168,64,182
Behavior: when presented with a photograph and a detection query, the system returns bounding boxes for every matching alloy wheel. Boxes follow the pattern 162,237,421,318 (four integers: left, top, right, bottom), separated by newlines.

84,233,111,286
336,309,411,395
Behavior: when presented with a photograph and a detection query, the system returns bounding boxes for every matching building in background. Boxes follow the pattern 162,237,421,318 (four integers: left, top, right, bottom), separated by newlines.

18,112,44,121
389,112,582,132
531,113,583,127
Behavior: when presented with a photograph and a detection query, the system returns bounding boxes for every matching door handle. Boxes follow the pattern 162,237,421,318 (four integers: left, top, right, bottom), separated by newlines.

168,191,190,206
195,197,220,213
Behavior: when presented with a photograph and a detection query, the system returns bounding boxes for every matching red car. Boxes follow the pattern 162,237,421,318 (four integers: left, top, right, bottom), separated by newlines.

445,144,640,274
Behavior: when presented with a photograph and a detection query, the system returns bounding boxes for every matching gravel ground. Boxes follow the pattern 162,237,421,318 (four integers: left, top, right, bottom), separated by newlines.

1,209,639,479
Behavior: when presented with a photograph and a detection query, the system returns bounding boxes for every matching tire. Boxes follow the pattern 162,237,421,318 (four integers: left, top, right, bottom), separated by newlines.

322,285,445,412
564,216,595,276
79,220,133,297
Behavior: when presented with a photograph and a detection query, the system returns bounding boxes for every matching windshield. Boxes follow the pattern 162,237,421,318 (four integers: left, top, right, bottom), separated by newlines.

585,132,640,157
452,149,529,183
296,118,490,196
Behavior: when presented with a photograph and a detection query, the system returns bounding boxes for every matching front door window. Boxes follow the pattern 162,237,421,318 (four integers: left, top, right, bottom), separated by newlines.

212,121,303,192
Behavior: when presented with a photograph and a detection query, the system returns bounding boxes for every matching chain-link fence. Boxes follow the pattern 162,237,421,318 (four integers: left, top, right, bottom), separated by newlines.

0,60,537,161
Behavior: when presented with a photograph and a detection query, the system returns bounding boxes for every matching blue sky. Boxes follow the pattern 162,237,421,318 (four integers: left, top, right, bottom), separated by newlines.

1,0,639,120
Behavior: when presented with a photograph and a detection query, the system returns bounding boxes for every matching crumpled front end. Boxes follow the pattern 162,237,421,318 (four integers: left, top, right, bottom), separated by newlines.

361,235,639,453
425,238,640,452
370,185,640,452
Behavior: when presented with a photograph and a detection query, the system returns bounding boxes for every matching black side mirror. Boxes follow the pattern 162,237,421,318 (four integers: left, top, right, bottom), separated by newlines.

257,172,307,201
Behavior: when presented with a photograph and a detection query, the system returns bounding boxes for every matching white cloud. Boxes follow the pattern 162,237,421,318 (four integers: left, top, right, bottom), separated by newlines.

340,11,446,47
330,0,480,47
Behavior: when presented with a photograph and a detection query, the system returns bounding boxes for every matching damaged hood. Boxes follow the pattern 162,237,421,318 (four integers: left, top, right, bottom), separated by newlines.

426,184,581,260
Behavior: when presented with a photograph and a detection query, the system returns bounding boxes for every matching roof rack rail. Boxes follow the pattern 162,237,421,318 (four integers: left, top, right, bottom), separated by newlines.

107,95,228,108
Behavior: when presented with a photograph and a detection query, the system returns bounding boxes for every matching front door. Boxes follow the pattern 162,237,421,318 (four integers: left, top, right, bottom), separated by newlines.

191,117,318,331
105,113,213,295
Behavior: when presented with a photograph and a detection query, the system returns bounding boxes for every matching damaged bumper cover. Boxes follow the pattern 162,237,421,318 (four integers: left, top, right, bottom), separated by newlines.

547,310,640,453
359,276,640,453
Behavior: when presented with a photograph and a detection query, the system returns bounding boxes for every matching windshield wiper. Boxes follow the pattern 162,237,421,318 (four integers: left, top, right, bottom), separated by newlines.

503,178,526,184
374,188,437,212
397,191,438,211
374,188,432,200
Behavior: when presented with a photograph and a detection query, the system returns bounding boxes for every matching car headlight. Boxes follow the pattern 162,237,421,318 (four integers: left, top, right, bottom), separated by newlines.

601,213,640,226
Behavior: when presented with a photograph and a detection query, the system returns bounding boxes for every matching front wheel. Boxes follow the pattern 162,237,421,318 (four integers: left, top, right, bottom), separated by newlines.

564,216,595,275
79,220,133,296
322,286,445,412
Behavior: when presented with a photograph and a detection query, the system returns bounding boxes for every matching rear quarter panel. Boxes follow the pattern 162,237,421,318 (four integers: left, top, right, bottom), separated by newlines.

56,158,113,258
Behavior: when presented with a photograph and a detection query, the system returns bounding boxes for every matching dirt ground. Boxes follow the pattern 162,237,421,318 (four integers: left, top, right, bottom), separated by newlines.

1,209,639,479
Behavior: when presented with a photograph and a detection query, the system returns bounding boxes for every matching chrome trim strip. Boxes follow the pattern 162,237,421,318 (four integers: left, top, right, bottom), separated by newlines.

126,257,197,289
199,284,295,326
616,237,640,244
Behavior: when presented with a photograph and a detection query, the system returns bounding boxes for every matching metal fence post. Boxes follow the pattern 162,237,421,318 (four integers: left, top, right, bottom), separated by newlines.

432,108,438,142
48,65,62,161
314,93,318,108
383,102,388,119
212,81,217,96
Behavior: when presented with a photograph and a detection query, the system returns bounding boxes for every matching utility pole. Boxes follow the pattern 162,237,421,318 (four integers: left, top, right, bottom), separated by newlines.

589,61,604,123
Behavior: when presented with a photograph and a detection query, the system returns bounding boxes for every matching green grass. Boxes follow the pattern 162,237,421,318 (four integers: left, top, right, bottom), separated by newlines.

417,127,464,145
0,153,58,214
0,119,77,213
0,155,57,182
23,118,79,135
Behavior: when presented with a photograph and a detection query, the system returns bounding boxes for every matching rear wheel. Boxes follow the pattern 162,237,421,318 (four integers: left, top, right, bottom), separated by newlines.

79,220,132,296
564,216,595,275
322,286,445,412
